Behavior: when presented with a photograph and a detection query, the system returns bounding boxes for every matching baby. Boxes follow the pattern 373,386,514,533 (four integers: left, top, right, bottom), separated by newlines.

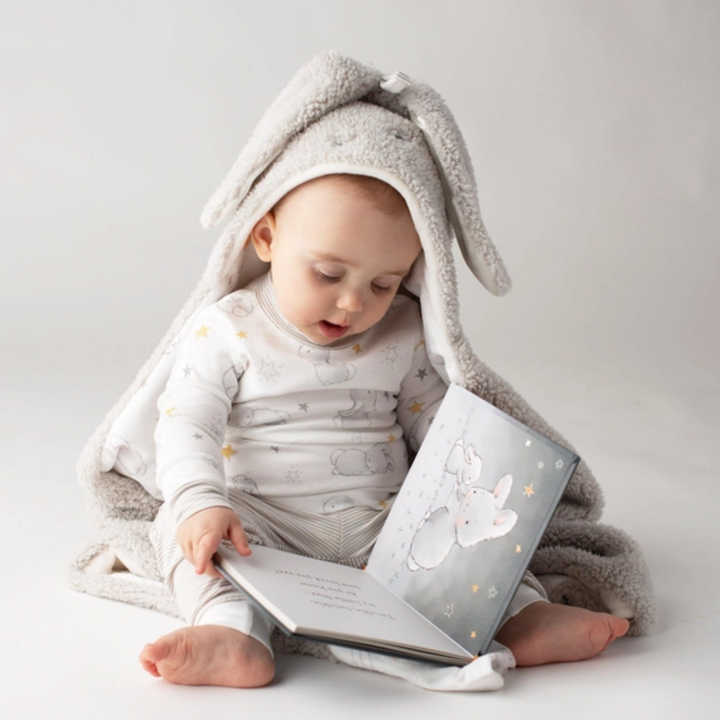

139,174,629,688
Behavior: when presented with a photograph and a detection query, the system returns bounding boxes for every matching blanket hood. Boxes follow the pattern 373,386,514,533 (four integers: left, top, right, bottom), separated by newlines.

70,51,656,648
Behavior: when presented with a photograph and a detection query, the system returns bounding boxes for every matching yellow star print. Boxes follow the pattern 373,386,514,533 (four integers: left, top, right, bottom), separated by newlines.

515,545,523,553
221,444,237,460
408,401,424,414
470,631,477,639
236,330,247,339
164,407,177,417
523,484,535,497
471,584,479,593
353,343,362,354
387,434,397,442
195,324,210,339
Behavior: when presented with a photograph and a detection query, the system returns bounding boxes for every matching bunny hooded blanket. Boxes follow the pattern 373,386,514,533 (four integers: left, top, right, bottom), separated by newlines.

69,51,655,690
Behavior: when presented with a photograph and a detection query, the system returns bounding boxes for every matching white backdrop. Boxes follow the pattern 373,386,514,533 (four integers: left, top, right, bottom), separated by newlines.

3,1,718,383
2,2,719,717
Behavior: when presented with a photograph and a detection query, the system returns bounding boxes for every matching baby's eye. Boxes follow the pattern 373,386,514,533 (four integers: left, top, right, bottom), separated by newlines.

315,270,342,284
371,283,395,295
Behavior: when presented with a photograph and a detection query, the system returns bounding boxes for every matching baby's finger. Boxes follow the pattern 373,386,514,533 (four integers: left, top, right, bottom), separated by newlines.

195,534,222,577
228,519,252,557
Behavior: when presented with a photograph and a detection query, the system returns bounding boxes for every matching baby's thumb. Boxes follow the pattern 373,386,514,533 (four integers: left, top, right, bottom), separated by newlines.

228,517,252,557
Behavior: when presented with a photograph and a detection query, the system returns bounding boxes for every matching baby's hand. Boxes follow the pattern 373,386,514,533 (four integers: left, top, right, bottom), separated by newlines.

177,506,251,578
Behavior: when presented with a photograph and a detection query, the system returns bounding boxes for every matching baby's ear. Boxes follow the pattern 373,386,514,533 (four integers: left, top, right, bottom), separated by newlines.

249,213,275,261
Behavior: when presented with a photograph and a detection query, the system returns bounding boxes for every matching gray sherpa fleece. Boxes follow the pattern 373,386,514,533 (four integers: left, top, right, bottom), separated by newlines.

68,51,656,659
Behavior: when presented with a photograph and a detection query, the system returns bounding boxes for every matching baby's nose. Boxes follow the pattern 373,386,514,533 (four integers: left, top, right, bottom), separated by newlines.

337,289,364,313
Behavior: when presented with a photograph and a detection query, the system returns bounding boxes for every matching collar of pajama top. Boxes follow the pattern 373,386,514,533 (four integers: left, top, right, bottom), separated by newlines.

254,272,370,350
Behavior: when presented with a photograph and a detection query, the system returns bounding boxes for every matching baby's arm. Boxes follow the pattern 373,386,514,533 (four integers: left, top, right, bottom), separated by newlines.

155,304,248,531
177,506,252,578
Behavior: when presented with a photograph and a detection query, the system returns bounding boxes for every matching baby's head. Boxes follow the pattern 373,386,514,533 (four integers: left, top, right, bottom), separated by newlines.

249,174,421,345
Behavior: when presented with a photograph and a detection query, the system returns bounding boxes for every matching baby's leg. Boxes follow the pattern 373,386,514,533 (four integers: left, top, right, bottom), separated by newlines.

495,602,630,666
140,504,275,688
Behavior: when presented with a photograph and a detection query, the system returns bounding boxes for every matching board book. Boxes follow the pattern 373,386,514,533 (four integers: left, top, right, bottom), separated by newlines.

214,383,580,665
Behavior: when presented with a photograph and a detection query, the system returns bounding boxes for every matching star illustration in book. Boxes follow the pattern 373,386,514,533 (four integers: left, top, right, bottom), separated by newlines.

556,459,564,469
194,324,210,339
538,461,545,469
444,604,454,618
221,444,237,460
525,439,532,447
487,586,498,599
524,484,535,497
471,584,479,593
515,544,523,553
470,631,477,639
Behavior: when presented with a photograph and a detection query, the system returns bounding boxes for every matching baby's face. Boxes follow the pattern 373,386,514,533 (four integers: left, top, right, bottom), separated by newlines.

250,177,422,345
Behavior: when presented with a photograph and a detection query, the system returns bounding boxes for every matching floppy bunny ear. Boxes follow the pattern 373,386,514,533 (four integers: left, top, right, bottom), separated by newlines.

201,51,511,296
200,51,383,229
373,73,511,296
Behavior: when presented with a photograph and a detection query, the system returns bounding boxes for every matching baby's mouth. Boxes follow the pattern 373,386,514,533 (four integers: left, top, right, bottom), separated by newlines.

319,320,349,339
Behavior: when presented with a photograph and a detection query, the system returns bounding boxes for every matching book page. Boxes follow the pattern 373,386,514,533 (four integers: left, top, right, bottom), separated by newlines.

367,384,579,655
215,544,472,661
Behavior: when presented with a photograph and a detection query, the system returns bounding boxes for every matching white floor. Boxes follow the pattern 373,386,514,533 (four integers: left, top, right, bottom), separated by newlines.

2,357,719,719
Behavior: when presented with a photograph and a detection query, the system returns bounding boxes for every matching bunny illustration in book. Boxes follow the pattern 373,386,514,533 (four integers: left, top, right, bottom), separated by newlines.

406,439,518,571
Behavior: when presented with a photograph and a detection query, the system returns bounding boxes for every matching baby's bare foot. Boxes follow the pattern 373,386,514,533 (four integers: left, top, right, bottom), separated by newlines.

139,625,274,687
495,601,630,667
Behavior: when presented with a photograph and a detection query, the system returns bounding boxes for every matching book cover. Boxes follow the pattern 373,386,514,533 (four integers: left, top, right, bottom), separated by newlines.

366,384,580,655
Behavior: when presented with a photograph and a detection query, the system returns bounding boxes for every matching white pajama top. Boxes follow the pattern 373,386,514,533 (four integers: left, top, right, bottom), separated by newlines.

155,273,446,526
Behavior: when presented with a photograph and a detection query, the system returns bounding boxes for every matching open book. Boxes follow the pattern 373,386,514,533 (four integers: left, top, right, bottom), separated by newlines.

215,384,580,665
